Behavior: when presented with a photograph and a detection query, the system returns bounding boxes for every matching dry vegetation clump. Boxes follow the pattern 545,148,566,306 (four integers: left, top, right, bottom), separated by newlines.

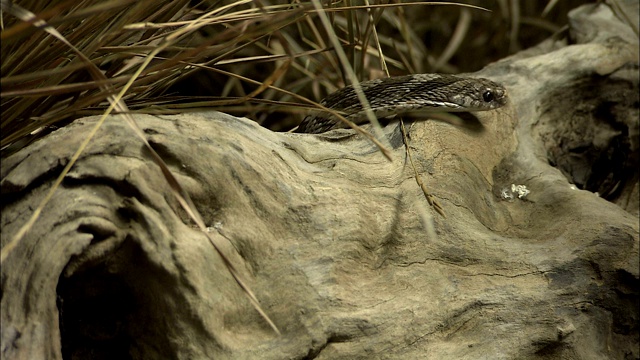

2,0,588,154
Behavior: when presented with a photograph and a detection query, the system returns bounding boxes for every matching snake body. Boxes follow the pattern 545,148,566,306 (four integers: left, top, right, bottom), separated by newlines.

296,73,507,134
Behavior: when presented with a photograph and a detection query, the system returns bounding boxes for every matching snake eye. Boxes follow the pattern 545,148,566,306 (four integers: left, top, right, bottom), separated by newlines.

482,90,494,102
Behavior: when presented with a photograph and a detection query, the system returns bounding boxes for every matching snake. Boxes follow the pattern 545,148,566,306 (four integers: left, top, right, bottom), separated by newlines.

295,74,507,134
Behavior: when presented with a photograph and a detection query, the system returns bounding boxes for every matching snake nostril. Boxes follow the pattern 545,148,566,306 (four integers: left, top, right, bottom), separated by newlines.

482,90,494,102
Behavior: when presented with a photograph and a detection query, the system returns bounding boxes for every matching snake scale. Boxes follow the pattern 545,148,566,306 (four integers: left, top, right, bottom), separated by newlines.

296,73,507,134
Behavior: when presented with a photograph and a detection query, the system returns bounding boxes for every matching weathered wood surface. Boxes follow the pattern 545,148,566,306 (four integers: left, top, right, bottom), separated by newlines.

1,3,638,359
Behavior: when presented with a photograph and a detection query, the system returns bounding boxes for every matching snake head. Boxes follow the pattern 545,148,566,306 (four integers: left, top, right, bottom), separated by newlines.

451,77,508,111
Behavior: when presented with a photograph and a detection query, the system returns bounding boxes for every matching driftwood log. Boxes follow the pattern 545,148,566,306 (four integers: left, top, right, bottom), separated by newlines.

1,3,638,359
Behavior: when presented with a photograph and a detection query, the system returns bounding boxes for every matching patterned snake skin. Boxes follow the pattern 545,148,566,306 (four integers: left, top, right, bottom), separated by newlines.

296,74,507,134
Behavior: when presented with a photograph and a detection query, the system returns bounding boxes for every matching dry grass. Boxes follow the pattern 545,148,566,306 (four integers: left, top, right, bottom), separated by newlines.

1,0,589,154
